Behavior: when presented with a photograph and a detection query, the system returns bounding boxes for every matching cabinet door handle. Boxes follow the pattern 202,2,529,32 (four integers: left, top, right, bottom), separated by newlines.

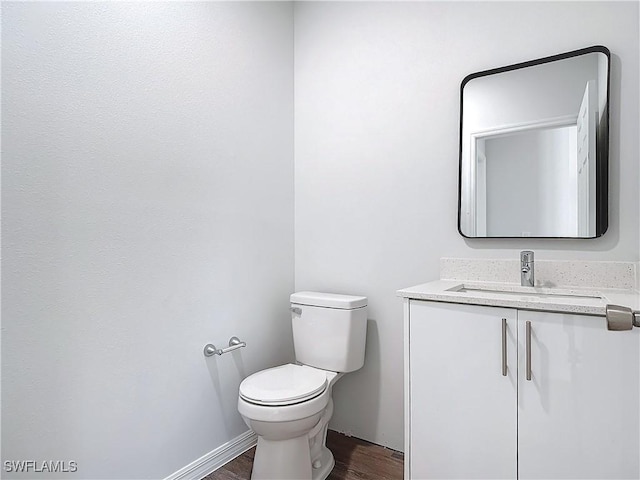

501,318,508,376
526,320,532,381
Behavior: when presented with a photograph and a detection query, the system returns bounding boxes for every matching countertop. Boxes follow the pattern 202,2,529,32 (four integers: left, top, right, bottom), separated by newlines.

397,280,640,316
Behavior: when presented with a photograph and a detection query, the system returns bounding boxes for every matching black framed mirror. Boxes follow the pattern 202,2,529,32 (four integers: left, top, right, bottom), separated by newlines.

458,46,610,239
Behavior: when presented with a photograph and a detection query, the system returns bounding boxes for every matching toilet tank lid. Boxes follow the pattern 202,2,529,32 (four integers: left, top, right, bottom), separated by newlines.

290,291,367,309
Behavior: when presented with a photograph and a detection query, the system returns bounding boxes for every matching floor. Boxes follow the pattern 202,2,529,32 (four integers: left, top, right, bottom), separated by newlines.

205,430,404,480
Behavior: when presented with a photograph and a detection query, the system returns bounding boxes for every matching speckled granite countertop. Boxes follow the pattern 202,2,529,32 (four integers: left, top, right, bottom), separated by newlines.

398,279,640,316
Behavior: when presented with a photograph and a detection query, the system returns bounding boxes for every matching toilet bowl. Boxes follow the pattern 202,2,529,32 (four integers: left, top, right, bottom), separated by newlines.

237,292,367,480
238,364,342,480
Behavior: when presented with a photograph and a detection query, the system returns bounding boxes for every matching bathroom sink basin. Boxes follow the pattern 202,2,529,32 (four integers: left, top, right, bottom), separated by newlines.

446,284,606,306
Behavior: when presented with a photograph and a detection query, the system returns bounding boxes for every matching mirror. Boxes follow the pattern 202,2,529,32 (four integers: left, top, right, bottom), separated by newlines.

458,46,609,238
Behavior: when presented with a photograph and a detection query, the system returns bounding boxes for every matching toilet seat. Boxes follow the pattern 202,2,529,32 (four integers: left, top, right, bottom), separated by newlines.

239,364,328,406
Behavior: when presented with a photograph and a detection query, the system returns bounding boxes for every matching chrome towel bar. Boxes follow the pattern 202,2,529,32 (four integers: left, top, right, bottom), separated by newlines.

204,336,246,357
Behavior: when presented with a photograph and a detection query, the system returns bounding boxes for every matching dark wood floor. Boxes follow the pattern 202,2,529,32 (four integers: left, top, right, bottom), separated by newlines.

205,430,404,480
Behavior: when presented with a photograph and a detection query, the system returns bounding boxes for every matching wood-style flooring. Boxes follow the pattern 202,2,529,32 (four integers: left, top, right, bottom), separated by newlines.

204,430,404,480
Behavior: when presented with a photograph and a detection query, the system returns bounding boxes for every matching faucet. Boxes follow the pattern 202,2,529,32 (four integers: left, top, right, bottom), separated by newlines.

520,251,535,287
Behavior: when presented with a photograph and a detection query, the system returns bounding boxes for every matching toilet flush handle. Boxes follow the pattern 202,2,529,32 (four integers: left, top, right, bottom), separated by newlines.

290,307,302,315
606,304,640,331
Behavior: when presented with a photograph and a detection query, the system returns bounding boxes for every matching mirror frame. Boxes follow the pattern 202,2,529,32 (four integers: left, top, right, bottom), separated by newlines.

457,45,610,239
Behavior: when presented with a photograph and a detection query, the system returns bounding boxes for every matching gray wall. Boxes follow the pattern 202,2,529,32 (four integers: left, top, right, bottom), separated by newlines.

2,2,294,478
294,0,639,451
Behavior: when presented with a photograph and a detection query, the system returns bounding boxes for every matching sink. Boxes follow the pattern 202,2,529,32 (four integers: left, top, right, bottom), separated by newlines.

446,284,606,306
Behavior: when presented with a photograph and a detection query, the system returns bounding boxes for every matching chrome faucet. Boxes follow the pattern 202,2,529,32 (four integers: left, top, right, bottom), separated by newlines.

520,251,535,287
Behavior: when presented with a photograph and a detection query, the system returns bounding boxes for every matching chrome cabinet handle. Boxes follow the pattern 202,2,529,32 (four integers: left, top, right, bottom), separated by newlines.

526,321,532,381
501,318,508,376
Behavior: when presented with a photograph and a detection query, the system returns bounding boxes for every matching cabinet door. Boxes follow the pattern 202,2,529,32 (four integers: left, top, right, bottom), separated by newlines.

409,301,517,479
518,311,640,479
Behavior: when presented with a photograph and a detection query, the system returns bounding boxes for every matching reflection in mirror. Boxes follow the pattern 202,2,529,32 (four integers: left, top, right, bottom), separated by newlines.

458,46,609,238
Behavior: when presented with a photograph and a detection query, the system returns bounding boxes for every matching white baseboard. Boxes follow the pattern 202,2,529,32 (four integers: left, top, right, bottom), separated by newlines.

165,429,257,480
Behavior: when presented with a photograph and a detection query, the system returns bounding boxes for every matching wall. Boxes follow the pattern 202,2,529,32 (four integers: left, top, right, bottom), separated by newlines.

1,2,294,478
294,1,639,451
637,1,640,460
485,127,575,236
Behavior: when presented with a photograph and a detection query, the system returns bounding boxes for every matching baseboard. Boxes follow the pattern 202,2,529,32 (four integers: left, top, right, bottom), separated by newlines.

165,429,257,480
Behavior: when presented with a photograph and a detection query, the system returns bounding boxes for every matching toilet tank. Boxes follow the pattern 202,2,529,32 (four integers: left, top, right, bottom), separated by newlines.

290,291,367,373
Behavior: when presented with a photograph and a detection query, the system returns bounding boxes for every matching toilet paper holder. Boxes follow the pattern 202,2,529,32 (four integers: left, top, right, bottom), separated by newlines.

204,336,246,357
605,305,640,331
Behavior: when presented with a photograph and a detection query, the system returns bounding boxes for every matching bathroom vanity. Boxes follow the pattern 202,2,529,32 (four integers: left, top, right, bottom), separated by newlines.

399,263,640,480
403,43,635,479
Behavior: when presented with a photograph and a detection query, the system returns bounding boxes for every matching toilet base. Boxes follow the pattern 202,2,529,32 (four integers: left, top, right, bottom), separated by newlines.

250,436,335,480
251,434,312,480
311,446,335,480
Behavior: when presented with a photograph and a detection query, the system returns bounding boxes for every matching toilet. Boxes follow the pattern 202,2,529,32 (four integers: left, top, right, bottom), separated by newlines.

237,291,367,480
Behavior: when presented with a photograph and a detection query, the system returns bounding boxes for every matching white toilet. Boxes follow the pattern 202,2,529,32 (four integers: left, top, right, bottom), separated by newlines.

237,291,367,480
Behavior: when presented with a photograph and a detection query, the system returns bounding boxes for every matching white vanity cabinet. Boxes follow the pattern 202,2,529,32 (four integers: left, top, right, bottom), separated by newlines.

405,300,639,480
516,309,639,479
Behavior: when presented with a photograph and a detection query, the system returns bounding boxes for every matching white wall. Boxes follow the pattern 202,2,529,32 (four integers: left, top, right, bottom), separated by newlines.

637,1,640,461
485,127,575,237
2,2,294,478
294,1,639,451
485,131,544,236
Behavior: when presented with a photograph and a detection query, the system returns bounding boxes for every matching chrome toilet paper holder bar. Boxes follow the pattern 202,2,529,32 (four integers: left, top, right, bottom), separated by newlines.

204,336,246,357
605,305,640,331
